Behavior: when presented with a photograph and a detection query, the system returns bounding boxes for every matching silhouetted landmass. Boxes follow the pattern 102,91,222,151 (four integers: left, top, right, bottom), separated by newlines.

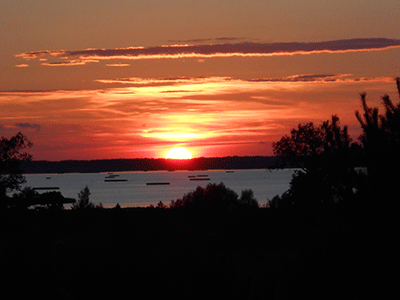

1,205,392,300
19,156,280,174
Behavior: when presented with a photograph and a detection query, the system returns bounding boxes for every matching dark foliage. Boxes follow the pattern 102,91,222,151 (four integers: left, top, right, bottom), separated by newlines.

169,182,259,211
270,78,400,209
71,186,94,210
10,187,75,210
239,189,259,208
0,132,32,208
273,115,359,171
355,77,400,201
272,115,361,208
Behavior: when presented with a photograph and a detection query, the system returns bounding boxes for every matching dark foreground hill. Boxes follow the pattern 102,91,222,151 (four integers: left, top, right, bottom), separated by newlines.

1,206,393,300
20,156,279,174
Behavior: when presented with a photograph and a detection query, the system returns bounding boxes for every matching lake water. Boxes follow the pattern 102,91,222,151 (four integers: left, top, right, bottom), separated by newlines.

22,169,296,208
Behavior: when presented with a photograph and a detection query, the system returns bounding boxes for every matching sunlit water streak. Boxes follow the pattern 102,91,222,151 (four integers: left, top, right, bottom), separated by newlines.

22,169,296,208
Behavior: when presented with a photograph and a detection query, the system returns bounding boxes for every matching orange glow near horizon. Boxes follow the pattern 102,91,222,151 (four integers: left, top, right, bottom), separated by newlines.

1,76,397,161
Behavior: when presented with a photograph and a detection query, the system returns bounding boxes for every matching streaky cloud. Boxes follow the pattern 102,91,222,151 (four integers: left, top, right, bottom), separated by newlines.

41,59,98,66
105,63,131,67
16,38,400,64
248,74,396,83
15,50,67,60
160,90,200,94
167,37,247,44
15,64,29,68
95,74,395,88
15,122,41,131
95,76,230,85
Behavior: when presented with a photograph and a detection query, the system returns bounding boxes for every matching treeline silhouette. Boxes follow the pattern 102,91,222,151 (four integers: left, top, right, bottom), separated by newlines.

270,77,400,210
169,182,259,210
20,156,279,174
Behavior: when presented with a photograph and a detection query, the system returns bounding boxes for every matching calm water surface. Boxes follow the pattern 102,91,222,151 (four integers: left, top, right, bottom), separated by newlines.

22,169,296,207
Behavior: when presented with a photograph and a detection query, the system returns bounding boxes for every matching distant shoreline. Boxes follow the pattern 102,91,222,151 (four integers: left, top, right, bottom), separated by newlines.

20,156,281,174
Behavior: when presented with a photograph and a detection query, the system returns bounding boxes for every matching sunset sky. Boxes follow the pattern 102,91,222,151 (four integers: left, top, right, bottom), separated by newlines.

1,1,399,160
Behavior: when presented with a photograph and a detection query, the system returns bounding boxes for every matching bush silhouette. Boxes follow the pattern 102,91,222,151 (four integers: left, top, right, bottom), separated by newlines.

170,182,258,210
239,189,259,208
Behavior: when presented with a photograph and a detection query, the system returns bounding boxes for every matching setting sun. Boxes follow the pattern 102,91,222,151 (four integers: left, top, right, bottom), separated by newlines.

165,147,192,159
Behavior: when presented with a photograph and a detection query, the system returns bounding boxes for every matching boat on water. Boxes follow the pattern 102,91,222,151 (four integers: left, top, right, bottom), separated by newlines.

189,178,210,181
146,182,170,185
104,179,128,182
105,174,120,179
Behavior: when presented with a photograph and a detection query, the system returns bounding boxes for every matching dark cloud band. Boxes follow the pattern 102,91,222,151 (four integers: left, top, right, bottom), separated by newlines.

16,122,41,131
16,38,400,64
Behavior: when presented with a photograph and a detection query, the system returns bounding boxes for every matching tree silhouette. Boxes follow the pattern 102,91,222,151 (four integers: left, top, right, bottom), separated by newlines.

239,189,259,208
0,132,32,208
272,116,360,208
72,185,94,210
10,186,38,209
355,77,400,200
156,201,167,209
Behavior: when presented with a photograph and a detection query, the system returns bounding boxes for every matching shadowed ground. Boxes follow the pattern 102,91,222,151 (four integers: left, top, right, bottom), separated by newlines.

1,205,393,300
